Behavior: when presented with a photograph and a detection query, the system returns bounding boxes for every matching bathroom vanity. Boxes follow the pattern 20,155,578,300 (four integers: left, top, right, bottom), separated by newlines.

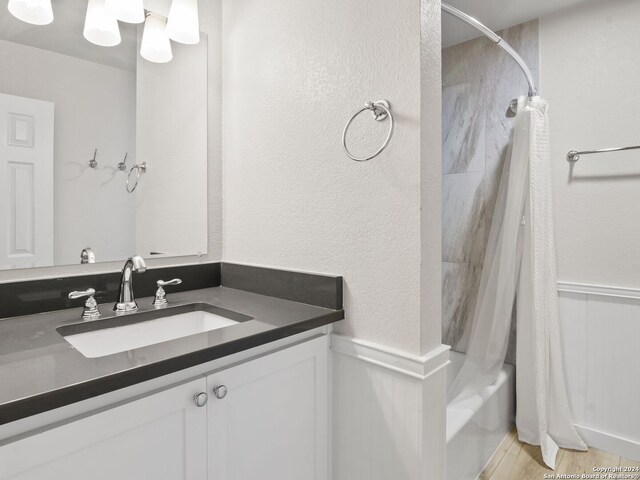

0,263,343,480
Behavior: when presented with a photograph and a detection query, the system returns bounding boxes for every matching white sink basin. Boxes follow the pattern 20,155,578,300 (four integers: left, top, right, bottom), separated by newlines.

62,310,240,358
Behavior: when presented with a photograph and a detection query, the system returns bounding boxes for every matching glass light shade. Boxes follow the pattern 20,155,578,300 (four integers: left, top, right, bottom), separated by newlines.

104,0,144,24
7,0,53,26
140,13,173,64
84,0,121,47
166,0,200,45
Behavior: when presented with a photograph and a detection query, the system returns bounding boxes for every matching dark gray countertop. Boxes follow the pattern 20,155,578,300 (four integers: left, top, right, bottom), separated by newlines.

0,286,344,425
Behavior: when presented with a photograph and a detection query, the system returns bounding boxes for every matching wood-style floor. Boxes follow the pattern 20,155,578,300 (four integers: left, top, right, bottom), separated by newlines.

480,428,640,480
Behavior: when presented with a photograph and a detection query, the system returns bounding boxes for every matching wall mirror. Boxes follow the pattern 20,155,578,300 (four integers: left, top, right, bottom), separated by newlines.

0,0,209,271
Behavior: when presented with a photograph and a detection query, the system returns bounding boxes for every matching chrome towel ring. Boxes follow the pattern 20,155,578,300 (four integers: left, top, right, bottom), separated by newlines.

126,162,147,193
342,100,394,162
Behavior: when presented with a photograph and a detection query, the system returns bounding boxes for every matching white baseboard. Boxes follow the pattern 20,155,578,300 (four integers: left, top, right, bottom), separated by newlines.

575,425,640,462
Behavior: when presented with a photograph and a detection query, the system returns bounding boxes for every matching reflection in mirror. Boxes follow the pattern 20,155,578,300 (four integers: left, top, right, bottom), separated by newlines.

0,0,207,271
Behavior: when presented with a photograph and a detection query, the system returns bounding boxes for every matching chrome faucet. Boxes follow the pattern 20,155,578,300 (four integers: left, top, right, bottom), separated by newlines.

114,255,147,313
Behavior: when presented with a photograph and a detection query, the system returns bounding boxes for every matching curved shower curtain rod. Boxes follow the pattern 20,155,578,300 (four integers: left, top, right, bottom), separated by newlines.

442,3,538,98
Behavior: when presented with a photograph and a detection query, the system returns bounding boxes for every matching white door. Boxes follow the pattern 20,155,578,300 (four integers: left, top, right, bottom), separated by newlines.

0,378,208,480
0,93,54,269
207,336,329,480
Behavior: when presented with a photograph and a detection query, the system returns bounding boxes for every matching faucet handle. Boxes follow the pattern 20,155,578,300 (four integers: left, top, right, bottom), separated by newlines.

130,255,147,273
153,279,182,308
80,248,95,264
68,288,101,319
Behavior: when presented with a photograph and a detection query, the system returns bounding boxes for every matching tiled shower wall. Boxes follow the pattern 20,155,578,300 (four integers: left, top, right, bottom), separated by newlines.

441,21,539,364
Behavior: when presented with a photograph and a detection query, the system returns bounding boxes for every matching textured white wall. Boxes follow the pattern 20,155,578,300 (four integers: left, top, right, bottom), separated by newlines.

0,39,136,266
540,0,640,288
421,0,444,353
221,0,441,354
0,0,222,283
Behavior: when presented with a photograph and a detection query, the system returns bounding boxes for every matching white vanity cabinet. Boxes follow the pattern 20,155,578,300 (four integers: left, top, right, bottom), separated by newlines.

0,377,208,480
207,335,328,480
0,335,328,480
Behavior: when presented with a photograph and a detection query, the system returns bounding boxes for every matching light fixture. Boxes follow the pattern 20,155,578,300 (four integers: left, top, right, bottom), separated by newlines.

7,0,202,64
7,0,53,25
84,0,121,47
140,12,172,64
166,0,200,45
104,0,144,24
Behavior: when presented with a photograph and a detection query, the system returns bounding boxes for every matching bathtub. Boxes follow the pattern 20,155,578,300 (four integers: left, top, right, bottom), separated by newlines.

446,351,515,480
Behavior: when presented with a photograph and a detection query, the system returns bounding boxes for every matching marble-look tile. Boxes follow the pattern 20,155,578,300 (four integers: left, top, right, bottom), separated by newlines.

442,262,482,352
442,171,486,265
442,83,486,175
484,22,540,231
483,117,513,233
442,20,540,361
442,35,491,88
498,20,539,77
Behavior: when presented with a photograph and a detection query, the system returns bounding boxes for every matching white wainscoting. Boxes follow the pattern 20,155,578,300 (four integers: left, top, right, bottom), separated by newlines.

330,334,450,480
558,283,640,461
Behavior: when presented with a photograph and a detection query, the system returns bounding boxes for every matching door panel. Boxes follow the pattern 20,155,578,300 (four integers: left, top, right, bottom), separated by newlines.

0,93,54,269
207,337,328,480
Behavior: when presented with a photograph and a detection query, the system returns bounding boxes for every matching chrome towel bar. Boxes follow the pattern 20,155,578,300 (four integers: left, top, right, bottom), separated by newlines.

567,145,640,163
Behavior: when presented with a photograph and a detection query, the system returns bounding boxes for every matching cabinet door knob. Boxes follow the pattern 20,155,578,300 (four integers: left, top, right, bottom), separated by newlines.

213,385,228,399
194,392,208,407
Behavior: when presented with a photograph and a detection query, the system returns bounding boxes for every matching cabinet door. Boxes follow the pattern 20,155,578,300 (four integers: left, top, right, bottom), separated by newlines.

207,336,328,480
0,377,208,480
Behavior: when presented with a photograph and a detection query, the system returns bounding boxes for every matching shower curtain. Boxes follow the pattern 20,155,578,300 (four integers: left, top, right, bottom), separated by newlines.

447,97,586,469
